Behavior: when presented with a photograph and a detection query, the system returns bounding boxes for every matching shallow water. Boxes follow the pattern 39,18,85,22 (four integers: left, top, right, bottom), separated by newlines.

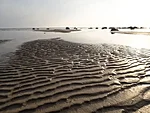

0,29,150,58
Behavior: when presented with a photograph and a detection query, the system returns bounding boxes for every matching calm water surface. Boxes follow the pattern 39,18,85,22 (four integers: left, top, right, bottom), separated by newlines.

0,29,150,58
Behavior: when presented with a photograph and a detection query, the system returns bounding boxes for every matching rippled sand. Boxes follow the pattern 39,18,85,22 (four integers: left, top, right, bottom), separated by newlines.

0,38,150,113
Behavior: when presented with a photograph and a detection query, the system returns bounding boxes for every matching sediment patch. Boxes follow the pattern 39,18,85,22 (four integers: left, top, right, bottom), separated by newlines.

0,39,11,44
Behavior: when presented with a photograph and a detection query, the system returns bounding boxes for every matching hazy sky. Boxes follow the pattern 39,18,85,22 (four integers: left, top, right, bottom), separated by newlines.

0,0,150,27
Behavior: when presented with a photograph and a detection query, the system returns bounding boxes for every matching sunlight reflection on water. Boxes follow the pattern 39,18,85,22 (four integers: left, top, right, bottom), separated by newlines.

0,29,150,57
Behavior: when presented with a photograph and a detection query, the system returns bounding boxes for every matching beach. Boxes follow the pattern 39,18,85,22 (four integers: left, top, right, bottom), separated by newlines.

1,0,150,112
0,37,150,113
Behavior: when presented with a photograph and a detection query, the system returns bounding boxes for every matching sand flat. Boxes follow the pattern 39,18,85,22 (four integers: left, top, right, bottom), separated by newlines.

0,38,150,113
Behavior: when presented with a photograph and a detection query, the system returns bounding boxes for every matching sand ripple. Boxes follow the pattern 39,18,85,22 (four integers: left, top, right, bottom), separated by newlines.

0,38,150,113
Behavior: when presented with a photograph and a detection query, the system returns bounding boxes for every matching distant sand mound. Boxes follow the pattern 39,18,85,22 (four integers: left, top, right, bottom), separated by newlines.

0,38,150,113
0,39,11,44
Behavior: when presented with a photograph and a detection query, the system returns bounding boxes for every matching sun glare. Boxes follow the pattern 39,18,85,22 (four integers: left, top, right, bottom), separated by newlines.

129,35,150,49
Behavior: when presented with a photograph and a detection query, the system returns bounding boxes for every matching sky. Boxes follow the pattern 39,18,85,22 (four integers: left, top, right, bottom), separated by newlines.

0,0,150,27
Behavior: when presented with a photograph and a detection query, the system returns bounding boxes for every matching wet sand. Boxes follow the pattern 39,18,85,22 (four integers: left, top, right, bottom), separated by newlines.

111,30,150,35
33,29,81,33
0,38,150,113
